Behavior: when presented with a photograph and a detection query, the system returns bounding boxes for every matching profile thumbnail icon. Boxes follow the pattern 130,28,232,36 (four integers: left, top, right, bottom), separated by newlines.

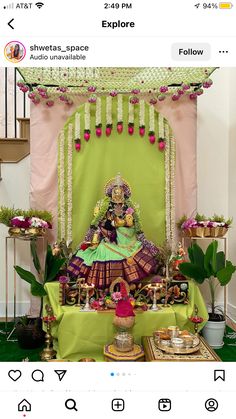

4,40,26,63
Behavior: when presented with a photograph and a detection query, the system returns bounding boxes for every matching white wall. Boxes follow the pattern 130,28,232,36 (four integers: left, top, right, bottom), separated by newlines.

197,68,236,320
0,157,31,317
228,69,236,321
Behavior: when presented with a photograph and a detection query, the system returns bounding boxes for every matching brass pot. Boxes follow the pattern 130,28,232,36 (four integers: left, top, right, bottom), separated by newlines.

27,227,46,237
8,227,22,237
113,315,135,330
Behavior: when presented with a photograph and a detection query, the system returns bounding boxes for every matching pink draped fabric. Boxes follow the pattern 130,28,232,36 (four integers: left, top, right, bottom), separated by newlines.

152,96,197,221
30,98,87,241
30,96,197,241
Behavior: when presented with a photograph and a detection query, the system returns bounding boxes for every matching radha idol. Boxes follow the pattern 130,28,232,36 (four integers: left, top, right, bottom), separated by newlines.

68,174,159,288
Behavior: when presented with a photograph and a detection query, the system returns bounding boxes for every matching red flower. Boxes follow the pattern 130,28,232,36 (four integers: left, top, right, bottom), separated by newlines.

91,300,100,310
43,316,56,323
189,316,204,324
80,243,89,251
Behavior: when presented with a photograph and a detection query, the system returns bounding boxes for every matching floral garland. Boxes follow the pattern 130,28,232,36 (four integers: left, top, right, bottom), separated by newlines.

117,94,123,133
67,123,73,243
106,96,112,136
148,104,155,144
158,112,166,151
84,102,91,141
164,120,171,244
169,127,176,248
125,198,142,233
74,112,81,151
58,130,65,240
91,196,110,227
139,100,145,136
128,98,134,135
95,97,102,137
164,119,175,249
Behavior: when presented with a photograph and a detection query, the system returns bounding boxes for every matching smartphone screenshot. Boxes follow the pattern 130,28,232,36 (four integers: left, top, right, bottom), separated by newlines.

0,1,236,418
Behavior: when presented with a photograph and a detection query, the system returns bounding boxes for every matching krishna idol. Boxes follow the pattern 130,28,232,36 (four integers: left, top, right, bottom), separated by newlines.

68,174,159,288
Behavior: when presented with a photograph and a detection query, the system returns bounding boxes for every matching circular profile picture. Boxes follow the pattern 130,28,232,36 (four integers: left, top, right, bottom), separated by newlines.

4,41,26,63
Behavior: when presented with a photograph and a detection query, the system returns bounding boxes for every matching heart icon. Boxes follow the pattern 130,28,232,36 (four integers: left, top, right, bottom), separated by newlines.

8,370,22,382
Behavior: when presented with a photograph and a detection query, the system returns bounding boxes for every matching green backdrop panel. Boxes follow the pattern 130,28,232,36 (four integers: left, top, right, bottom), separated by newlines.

63,96,165,247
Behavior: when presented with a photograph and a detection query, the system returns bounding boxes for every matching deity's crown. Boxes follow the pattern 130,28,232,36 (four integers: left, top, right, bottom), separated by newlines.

104,173,131,197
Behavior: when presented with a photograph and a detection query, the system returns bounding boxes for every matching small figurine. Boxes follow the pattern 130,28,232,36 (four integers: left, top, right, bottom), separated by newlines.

172,242,186,271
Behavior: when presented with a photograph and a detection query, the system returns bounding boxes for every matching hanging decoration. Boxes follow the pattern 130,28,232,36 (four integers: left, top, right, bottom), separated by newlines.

74,113,81,151
66,96,171,153
165,121,176,248
158,114,166,151
139,100,145,136
117,94,123,133
95,97,102,137
57,96,175,243
106,96,112,136
58,130,65,240
84,102,90,141
128,98,134,135
67,124,73,243
130,89,140,105
17,67,217,108
148,104,155,144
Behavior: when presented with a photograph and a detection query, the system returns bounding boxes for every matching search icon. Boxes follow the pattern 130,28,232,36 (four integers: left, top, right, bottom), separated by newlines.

65,399,78,412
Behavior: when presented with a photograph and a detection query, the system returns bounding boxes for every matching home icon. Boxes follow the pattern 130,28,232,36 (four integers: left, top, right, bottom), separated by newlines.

18,399,31,412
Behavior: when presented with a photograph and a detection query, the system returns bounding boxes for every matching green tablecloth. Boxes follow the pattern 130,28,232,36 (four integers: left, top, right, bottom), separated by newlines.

44,281,208,361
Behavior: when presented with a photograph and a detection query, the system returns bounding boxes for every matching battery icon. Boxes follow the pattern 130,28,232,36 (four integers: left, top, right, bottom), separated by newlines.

219,2,233,8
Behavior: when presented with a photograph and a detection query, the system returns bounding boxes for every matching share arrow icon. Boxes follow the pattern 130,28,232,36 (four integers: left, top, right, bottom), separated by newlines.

54,370,67,381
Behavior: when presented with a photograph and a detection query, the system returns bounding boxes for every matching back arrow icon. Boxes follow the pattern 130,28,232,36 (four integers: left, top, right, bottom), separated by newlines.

8,18,14,29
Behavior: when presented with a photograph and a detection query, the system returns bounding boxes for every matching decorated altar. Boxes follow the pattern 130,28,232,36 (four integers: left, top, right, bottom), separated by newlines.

7,66,222,361
44,280,208,361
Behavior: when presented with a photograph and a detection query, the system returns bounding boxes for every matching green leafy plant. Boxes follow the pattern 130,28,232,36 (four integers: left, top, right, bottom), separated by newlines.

176,215,187,229
195,212,207,222
0,206,21,226
0,206,53,226
179,241,236,319
14,241,66,315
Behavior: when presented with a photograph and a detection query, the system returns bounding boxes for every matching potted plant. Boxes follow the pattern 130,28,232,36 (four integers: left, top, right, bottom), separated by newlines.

177,213,232,238
0,206,52,237
14,241,66,349
15,316,45,349
179,240,236,348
